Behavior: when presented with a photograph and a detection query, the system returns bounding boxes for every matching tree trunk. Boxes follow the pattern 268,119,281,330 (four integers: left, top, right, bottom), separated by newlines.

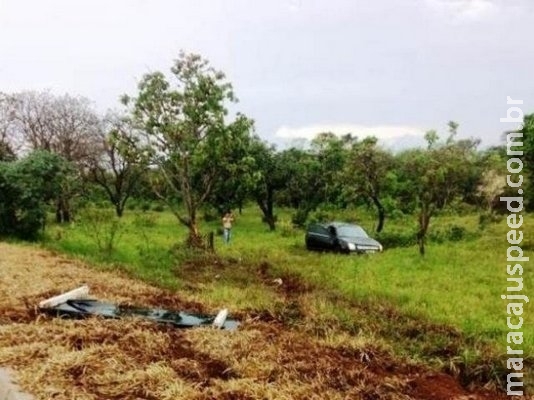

207,231,214,252
417,210,430,256
265,214,276,231
186,220,204,248
63,204,71,223
257,199,275,231
55,197,71,223
266,188,275,231
417,235,425,256
371,195,385,233
256,188,276,231
115,202,124,218
55,204,62,224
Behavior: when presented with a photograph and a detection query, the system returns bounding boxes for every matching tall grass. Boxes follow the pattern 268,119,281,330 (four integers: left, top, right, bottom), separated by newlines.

44,206,533,365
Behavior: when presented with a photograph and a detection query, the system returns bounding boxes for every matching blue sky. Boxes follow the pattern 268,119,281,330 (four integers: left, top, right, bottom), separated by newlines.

1,0,532,148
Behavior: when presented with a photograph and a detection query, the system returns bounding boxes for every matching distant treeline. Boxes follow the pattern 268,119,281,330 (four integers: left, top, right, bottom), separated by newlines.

0,52,532,254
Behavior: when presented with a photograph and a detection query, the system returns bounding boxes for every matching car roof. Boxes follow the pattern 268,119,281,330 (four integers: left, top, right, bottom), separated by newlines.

318,221,362,229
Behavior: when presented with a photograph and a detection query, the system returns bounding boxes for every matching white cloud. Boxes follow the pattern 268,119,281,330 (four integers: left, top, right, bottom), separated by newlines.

274,124,428,150
275,123,426,141
424,0,499,21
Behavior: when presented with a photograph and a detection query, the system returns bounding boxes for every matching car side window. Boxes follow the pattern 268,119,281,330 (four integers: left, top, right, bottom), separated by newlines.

328,226,336,236
309,224,328,236
319,226,331,236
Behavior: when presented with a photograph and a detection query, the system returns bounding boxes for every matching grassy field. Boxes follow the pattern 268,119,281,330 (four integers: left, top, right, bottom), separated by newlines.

43,205,533,388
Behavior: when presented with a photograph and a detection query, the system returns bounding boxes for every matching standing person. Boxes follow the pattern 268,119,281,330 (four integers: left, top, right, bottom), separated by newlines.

222,210,234,244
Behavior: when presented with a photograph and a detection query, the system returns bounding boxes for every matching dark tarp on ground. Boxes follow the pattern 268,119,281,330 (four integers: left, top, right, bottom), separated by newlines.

40,299,239,330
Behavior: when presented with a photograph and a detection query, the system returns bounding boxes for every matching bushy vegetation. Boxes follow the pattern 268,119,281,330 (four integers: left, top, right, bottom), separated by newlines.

41,206,532,390
0,151,73,240
0,51,532,393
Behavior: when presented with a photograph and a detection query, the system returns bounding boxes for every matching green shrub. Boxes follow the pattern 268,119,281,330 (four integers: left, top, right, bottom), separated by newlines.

478,212,502,230
376,231,417,248
0,151,73,240
429,224,468,243
152,203,165,212
278,218,298,237
522,239,534,252
380,196,402,216
428,228,446,244
388,209,406,220
449,225,466,241
292,208,310,227
79,208,123,257
132,212,158,228
203,207,219,222
443,198,477,216
137,245,172,269
308,209,334,224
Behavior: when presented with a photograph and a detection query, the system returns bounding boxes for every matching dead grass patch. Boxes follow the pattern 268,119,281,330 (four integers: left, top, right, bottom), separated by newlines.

0,242,512,399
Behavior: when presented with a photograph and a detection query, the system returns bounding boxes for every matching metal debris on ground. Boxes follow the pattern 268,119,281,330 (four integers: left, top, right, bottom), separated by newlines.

38,286,238,330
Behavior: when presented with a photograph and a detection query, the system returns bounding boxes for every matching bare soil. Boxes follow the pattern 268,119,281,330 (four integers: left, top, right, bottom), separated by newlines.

0,242,525,399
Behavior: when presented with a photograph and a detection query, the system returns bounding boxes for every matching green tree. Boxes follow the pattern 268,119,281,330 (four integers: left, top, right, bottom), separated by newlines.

87,114,147,217
311,132,354,207
0,151,73,240
248,139,287,230
278,148,323,226
125,52,254,246
3,91,102,222
202,127,257,218
520,113,534,209
397,127,478,255
345,136,393,232
0,93,16,161
474,148,507,215
477,169,506,214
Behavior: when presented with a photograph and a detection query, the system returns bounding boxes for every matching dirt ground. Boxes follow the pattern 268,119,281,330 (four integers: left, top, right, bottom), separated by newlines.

0,242,524,399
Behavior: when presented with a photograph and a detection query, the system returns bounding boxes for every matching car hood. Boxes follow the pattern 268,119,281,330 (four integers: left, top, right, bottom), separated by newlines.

338,236,381,248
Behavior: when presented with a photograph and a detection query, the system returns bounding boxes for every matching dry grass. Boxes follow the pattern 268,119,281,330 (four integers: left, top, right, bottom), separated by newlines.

0,242,516,400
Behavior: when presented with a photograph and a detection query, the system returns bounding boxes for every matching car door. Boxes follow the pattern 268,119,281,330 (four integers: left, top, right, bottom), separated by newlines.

326,225,338,250
308,224,333,250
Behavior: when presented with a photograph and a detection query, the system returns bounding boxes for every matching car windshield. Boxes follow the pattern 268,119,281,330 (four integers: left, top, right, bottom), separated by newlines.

336,225,368,238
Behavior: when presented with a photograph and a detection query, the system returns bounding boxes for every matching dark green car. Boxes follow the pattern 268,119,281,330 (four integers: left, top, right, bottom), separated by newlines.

305,222,383,254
